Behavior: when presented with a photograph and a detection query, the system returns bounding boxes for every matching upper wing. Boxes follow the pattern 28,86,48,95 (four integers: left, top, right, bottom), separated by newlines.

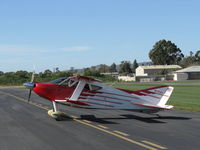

69,76,99,101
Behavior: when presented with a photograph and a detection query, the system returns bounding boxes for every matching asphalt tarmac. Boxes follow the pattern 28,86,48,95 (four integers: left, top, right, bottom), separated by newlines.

0,87,200,150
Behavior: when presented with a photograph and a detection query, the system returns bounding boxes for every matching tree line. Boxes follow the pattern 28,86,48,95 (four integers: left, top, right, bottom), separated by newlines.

0,68,116,86
83,59,139,77
0,70,73,85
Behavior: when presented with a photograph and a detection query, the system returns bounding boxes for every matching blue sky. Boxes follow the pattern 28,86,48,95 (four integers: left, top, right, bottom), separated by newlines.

0,0,199,72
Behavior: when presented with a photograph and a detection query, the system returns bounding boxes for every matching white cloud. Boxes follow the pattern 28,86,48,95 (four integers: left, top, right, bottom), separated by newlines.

61,46,91,52
0,45,91,55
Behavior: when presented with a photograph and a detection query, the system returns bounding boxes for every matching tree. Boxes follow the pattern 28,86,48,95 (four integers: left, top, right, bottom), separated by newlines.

43,69,52,77
190,51,193,57
15,71,29,81
195,50,200,62
180,56,196,67
109,63,117,72
132,59,138,73
69,67,75,74
98,64,109,73
180,50,200,67
119,61,132,74
83,68,101,77
0,69,74,85
149,40,184,65
53,67,60,73
90,66,97,72
0,71,4,76
56,71,73,78
83,68,91,76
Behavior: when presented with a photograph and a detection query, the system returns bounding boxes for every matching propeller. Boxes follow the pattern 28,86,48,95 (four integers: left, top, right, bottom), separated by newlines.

23,68,35,102
28,69,35,102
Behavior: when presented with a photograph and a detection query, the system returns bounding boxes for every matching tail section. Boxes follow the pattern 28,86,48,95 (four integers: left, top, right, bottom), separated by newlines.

156,86,174,108
132,86,174,110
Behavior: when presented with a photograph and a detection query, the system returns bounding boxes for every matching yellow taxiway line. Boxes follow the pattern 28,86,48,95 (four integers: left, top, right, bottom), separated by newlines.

142,140,167,149
72,117,157,150
113,130,129,136
83,120,92,123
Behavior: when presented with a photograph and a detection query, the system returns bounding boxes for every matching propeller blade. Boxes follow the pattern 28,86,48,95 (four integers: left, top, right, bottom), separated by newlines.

31,69,35,83
28,89,32,102
25,66,36,102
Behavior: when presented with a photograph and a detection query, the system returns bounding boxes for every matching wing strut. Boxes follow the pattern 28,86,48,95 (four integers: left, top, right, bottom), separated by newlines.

69,80,86,101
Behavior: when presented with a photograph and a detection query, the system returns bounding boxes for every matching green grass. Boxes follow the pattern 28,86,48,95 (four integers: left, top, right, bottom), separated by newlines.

169,85,200,112
112,83,200,112
158,80,200,84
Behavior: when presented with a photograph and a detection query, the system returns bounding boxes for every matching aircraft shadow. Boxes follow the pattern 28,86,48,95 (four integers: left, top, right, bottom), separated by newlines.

80,115,118,124
78,114,191,124
120,114,191,124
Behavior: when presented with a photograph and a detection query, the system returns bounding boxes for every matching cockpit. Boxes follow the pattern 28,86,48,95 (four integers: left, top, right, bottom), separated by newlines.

48,77,78,87
59,78,78,87
49,77,102,91
48,77,68,84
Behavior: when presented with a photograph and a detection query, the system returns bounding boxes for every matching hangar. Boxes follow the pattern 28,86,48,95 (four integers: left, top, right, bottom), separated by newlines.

174,65,200,81
136,65,181,76
135,65,181,82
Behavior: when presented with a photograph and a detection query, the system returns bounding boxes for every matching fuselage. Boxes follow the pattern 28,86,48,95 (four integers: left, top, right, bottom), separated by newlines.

24,76,174,113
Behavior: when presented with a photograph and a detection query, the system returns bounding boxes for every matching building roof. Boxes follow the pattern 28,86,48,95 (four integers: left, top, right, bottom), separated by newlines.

138,65,181,70
176,66,200,73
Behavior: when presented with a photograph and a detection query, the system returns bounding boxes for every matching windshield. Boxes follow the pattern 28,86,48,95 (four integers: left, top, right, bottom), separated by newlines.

48,77,68,84
59,79,78,87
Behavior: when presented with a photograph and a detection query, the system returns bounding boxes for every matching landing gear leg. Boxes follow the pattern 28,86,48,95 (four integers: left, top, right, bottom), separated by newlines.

47,101,69,121
52,101,58,112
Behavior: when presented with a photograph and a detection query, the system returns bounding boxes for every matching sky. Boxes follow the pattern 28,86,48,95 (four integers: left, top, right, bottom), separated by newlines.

0,0,200,72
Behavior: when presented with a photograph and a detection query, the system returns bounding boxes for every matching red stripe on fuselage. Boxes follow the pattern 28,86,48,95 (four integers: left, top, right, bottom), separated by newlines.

81,92,132,102
118,85,168,96
86,90,140,99
100,91,140,99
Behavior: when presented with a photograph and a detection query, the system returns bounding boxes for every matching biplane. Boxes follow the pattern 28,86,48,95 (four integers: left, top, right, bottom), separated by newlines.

24,76,174,120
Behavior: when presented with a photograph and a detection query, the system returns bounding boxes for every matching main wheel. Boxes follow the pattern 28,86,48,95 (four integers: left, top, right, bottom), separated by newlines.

47,109,70,121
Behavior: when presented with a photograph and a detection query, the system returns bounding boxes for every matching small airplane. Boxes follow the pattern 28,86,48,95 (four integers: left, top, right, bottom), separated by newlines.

23,75,174,120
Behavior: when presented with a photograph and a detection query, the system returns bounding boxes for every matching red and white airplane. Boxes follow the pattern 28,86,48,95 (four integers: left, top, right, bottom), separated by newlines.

24,76,174,120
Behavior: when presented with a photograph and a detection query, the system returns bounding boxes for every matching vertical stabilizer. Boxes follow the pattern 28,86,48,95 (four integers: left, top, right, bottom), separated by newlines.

157,86,174,107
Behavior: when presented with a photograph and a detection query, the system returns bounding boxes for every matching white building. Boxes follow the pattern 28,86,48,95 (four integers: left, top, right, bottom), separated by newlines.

118,76,136,82
136,65,182,76
135,65,181,82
